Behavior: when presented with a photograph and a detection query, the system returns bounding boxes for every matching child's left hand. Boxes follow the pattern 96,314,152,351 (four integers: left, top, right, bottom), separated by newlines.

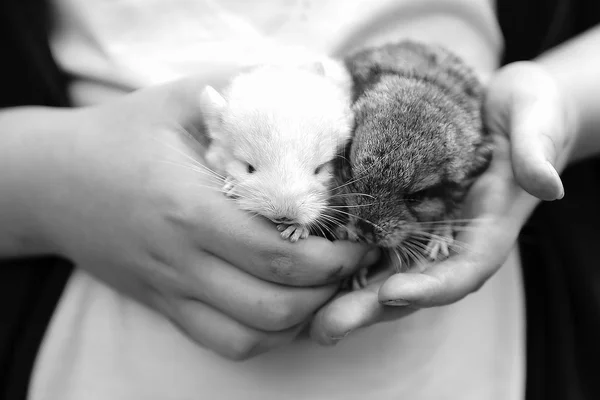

309,61,575,345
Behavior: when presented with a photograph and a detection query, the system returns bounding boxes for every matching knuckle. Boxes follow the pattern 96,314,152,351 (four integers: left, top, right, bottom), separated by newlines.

144,254,191,294
162,197,197,232
260,240,352,286
265,252,297,282
261,249,318,286
464,267,496,296
466,279,486,295
223,335,263,361
260,296,302,331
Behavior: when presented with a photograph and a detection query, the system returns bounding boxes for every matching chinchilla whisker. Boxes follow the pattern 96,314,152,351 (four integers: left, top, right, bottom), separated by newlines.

318,220,338,239
330,171,378,191
243,212,268,225
408,232,453,246
225,190,263,204
417,231,472,253
391,247,404,273
402,239,423,257
158,160,227,181
311,220,329,239
330,178,361,192
403,238,429,253
329,192,376,199
152,136,217,170
330,218,349,229
398,246,415,269
404,244,426,269
333,153,351,164
320,213,345,227
410,230,452,241
445,226,486,232
317,214,346,233
327,208,383,231
347,171,378,186
170,121,203,141
407,239,433,264
151,176,223,192
330,203,377,209
157,154,226,181
411,217,492,226
446,239,472,252
394,246,417,273
177,183,226,192
236,183,268,200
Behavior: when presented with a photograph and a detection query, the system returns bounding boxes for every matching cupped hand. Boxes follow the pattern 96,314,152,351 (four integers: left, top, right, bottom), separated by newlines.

310,61,576,345
21,76,376,360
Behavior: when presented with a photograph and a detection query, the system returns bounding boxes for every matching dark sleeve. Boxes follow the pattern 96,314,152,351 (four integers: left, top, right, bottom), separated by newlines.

0,0,70,108
497,0,600,63
520,162,600,400
497,1,600,399
0,0,74,399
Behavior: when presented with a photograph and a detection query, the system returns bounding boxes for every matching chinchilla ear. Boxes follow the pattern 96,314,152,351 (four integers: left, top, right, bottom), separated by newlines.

303,58,353,92
199,85,227,139
302,60,326,76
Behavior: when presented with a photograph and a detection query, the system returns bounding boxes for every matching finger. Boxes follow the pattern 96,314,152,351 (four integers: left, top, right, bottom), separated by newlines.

507,79,566,200
146,78,379,286
191,195,380,286
153,291,306,361
485,62,567,201
175,251,339,332
377,205,522,308
221,232,378,286
159,144,380,287
309,277,416,346
122,72,246,150
144,72,242,125
378,150,536,308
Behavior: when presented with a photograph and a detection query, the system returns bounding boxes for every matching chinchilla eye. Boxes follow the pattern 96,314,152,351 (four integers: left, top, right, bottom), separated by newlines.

405,189,428,203
247,164,256,174
405,184,445,203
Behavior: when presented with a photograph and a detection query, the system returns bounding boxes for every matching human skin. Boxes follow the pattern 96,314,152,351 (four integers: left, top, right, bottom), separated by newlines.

311,25,600,345
0,76,378,360
1,0,507,360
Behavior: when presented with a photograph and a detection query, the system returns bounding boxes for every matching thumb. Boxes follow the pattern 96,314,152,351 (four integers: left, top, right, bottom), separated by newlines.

142,69,241,138
484,62,567,201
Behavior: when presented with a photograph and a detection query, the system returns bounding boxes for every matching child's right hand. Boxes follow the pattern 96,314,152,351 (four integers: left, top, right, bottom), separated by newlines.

0,76,376,360
310,60,575,345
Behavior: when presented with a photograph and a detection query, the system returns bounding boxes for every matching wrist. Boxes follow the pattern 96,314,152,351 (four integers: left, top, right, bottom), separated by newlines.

533,26,600,165
514,60,581,172
0,106,81,258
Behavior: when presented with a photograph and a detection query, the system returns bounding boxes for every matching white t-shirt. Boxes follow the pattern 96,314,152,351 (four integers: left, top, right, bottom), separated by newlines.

30,1,521,399
48,0,501,104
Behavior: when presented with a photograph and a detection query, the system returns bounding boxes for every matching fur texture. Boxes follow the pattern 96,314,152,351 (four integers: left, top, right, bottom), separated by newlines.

201,59,354,241
337,40,494,270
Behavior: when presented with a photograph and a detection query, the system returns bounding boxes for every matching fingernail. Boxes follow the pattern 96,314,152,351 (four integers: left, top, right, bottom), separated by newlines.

327,330,352,346
546,161,565,200
382,299,411,306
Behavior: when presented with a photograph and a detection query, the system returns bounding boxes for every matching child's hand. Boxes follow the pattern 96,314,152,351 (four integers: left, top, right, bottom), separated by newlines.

4,76,375,360
309,61,576,344
483,61,574,200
